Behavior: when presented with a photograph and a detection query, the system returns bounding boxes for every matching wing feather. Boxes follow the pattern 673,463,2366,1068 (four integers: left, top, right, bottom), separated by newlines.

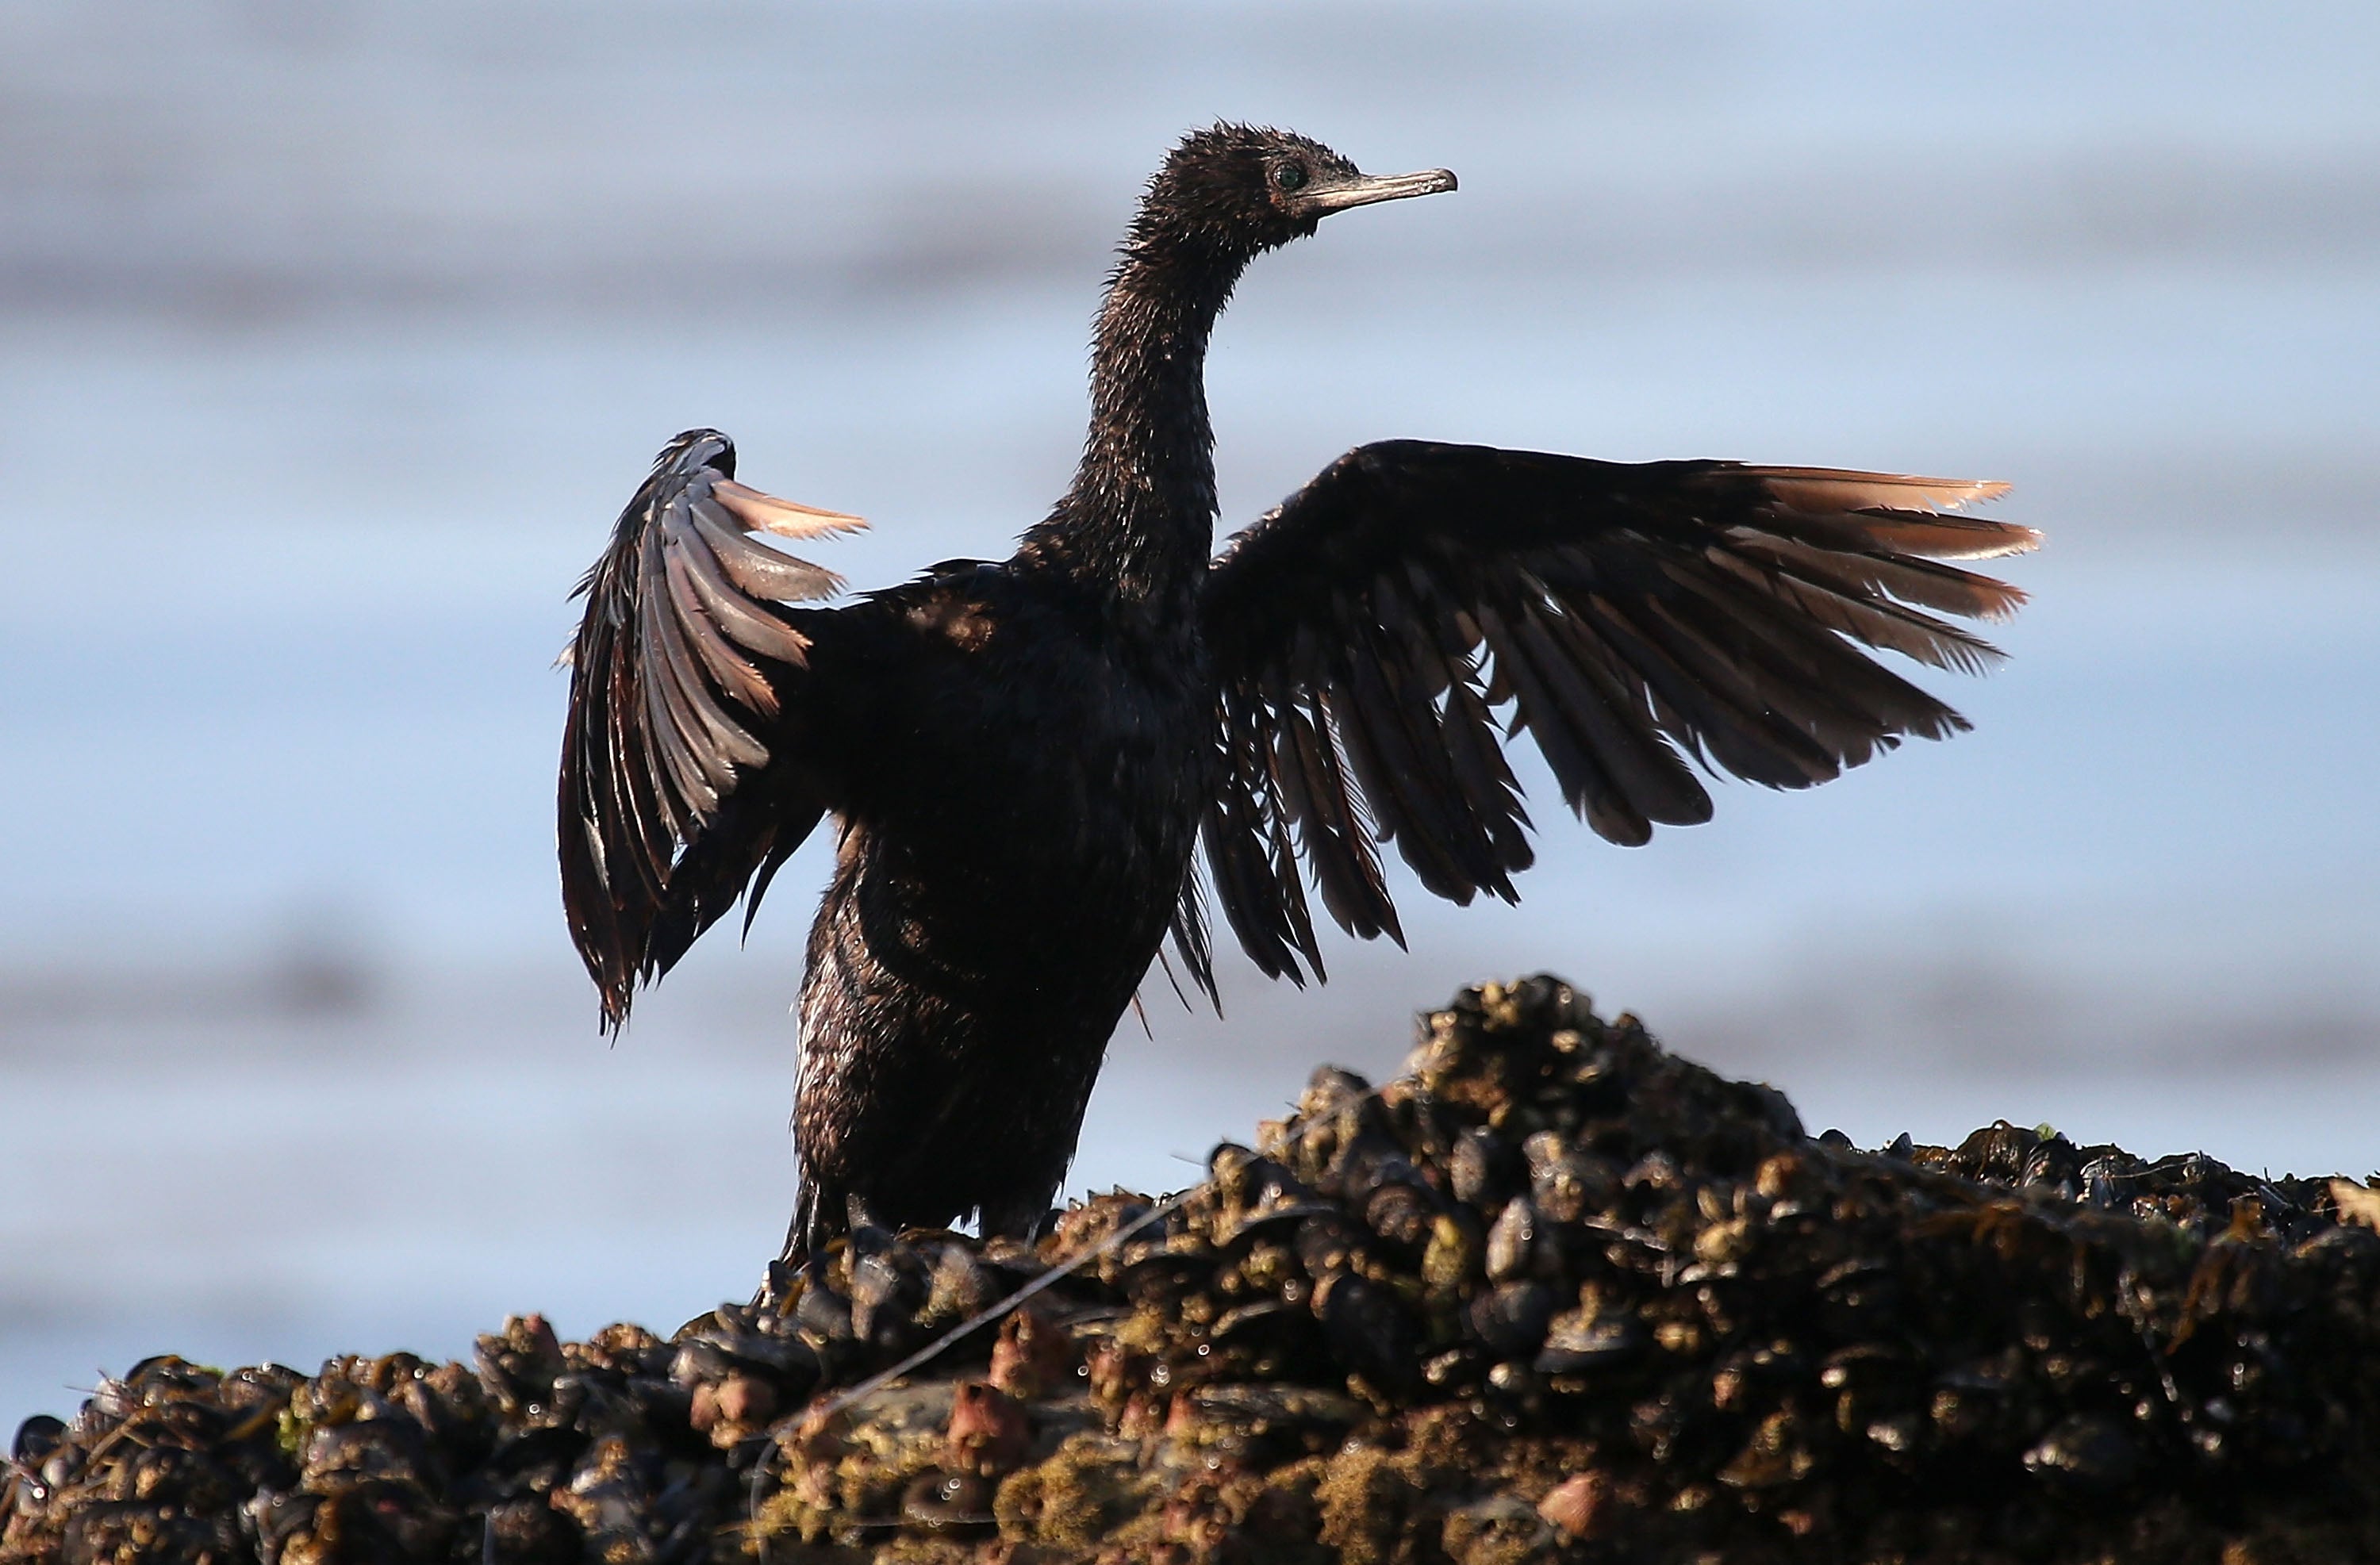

689,493,848,602
670,504,818,667
1278,695,1398,940
1487,603,1645,846
559,429,863,1030
1339,639,1481,899
1182,440,2033,983
663,544,781,715
1537,607,1715,829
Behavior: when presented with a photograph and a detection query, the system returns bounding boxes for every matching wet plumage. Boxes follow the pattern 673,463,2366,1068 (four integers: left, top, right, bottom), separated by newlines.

556,125,2037,1262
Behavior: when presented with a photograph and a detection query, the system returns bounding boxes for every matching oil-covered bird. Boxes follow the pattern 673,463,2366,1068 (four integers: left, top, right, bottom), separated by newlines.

558,125,2038,1264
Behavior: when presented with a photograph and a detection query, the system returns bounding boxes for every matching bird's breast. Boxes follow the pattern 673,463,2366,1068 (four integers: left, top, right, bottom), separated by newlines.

850,605,1212,945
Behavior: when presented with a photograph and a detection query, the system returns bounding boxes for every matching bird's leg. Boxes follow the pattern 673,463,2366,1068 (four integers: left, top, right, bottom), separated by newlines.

777,1176,833,1268
978,1191,1060,1245
844,1191,892,1236
771,1180,899,1270
753,1256,798,1311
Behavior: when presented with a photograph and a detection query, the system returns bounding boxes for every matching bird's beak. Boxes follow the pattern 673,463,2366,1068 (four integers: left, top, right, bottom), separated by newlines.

1298,167,1458,217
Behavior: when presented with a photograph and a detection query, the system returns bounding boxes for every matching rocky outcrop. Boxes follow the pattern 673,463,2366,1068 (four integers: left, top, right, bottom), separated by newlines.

11,977,2380,1563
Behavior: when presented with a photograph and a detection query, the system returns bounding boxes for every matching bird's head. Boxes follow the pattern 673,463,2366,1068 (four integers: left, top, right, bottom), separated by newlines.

1128,124,1455,266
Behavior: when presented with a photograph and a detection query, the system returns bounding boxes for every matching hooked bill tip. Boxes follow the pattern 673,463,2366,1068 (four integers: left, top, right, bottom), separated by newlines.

1305,166,1458,215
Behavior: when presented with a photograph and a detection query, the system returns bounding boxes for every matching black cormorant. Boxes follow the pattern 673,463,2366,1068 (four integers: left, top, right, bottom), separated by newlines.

558,125,2037,1263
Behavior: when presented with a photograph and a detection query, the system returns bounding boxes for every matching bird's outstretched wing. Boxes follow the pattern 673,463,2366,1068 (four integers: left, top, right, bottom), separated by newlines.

559,428,865,1030
1181,439,2037,993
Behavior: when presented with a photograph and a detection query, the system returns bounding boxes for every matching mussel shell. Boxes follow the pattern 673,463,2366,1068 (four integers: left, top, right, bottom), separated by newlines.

1323,1134,1420,1203
303,1417,435,1489
1290,1211,1363,1279
672,1325,822,1403
217,1365,307,1417
1364,1180,1439,1252
1312,1273,1422,1394
1484,1196,1536,1283
1534,1311,1646,1378
480,1493,582,1563
12,1414,64,1467
669,1339,733,1387
1113,1238,1218,1306
1525,1140,1615,1225
900,1470,995,1533
1208,1298,1299,1347
1449,1126,1517,1211
2022,1136,2083,1196
1208,1148,1311,1212
1466,1281,1557,1360
2021,1414,2143,1491
1819,1342,1917,1392
848,1251,921,1348
1814,1256,1902,1335
793,1277,854,1344
923,1241,997,1322
1299,1066,1372,1118
1214,1199,1340,1253
245,1490,324,1559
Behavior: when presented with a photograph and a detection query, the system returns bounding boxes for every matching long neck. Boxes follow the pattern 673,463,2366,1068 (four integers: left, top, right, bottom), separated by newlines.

1023,235,1250,616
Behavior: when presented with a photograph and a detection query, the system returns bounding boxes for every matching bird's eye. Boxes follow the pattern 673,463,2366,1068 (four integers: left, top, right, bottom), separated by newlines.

1273,162,1308,193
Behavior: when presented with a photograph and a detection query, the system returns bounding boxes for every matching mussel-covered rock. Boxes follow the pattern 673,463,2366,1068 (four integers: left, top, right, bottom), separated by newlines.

11,976,2380,1564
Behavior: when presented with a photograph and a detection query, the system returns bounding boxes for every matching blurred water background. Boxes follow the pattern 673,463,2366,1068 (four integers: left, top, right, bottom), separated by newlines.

4,0,2377,1429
